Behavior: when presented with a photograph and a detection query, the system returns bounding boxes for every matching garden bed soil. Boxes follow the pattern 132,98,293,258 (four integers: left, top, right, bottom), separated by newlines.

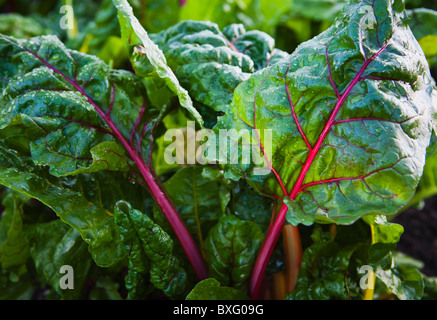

394,196,437,277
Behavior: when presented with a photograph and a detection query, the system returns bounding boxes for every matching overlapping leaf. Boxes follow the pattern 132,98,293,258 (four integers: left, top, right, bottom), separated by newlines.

287,217,423,300
149,20,286,114
26,220,92,299
0,145,150,267
154,166,230,247
0,190,29,276
211,0,435,225
186,278,249,300
114,201,188,298
0,34,160,266
204,215,264,292
0,34,157,175
113,0,204,128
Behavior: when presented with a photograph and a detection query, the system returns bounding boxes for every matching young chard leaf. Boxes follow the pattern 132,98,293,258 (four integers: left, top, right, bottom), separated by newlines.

211,0,435,297
364,215,424,300
149,21,284,113
217,0,434,223
114,200,188,299
112,0,204,128
285,226,363,300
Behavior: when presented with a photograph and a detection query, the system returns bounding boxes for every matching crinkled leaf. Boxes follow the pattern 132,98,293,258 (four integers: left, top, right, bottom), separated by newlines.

287,217,422,300
186,278,249,300
114,200,187,298
114,199,150,300
150,21,279,113
0,33,166,267
204,215,264,292
26,220,92,299
211,0,435,225
286,226,363,300
155,166,230,247
0,32,207,281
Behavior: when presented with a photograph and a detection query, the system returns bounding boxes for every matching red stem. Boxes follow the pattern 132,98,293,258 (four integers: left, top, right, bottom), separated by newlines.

104,116,209,281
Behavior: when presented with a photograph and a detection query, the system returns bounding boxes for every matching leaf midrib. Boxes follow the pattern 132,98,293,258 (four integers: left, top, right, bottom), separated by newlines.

288,42,390,200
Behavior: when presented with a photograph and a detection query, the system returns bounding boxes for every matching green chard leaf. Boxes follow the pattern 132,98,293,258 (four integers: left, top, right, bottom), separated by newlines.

186,278,249,300
0,34,156,176
154,166,230,248
114,201,188,299
204,215,264,292
0,34,161,267
0,189,29,276
149,20,284,114
286,225,365,300
26,219,92,299
0,149,146,267
0,31,208,281
287,218,421,300
407,8,437,65
230,180,274,233
364,215,424,300
211,0,435,226
113,0,204,128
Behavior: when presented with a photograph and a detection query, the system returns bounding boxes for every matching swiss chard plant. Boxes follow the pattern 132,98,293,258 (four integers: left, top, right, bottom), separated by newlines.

0,0,437,300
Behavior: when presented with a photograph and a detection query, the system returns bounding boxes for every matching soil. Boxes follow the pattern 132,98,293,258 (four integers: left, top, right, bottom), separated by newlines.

393,196,437,277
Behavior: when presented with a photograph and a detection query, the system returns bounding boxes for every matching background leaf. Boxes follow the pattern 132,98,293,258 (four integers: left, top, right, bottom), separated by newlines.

204,215,264,292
